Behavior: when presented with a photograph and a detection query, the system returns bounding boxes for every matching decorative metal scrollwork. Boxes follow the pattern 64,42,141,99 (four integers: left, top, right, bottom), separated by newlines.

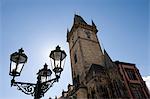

41,78,57,94
11,77,58,98
13,82,36,96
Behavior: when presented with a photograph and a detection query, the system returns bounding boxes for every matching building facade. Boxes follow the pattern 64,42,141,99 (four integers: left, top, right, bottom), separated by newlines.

115,61,150,98
59,15,150,99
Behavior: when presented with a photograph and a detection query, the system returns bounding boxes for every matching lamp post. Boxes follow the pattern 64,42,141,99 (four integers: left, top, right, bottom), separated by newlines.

9,46,67,99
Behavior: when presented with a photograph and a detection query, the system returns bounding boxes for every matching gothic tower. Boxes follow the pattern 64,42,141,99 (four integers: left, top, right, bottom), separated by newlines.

66,15,128,98
57,15,150,99
58,15,150,99
67,15,104,83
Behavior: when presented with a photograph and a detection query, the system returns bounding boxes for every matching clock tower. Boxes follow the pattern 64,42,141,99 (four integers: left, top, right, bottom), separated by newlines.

59,15,150,99
67,15,104,84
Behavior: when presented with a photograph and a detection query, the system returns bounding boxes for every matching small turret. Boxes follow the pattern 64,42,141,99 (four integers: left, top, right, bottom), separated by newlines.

67,28,69,34
74,14,87,25
92,20,96,27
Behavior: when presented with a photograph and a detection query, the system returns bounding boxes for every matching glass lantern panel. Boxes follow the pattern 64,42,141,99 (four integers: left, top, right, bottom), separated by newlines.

61,52,66,60
38,68,52,83
50,58,55,70
10,62,24,76
50,58,61,68
11,54,27,63
18,55,27,63
54,52,61,60
10,61,18,76
60,58,66,70
16,63,24,74
41,76,48,83
39,70,52,76
55,60,61,68
50,58,63,74
11,61,17,72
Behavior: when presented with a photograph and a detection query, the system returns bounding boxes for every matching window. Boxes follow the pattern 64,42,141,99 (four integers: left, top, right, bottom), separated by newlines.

74,52,77,64
126,69,137,80
86,31,91,39
72,36,74,44
131,87,144,99
113,80,122,97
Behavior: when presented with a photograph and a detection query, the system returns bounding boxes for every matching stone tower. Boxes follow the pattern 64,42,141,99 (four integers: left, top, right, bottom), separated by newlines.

59,15,150,99
67,15,104,83
66,15,125,98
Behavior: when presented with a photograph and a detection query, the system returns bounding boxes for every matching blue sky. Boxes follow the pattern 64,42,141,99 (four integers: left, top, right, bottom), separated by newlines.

1,0,149,99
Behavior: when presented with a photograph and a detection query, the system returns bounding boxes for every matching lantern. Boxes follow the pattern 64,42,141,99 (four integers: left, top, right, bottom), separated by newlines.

9,48,27,77
49,46,67,77
37,63,52,83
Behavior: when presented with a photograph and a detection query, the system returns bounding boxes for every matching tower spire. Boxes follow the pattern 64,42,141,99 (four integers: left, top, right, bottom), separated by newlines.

74,15,87,25
67,28,69,34
92,20,96,27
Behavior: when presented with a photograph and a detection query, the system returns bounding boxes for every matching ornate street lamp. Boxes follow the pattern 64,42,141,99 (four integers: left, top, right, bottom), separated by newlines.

9,48,27,77
9,46,67,99
50,45,67,78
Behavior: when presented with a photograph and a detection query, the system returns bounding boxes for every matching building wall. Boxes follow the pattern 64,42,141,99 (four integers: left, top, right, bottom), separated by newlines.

59,15,150,99
116,61,150,98
67,15,104,84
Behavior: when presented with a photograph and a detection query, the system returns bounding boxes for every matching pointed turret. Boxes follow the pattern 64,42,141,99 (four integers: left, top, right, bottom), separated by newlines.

92,20,98,33
103,49,114,68
67,28,69,34
92,20,96,27
74,14,87,25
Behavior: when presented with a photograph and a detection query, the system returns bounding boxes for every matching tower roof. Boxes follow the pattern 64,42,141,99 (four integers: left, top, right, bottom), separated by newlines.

67,15,98,42
74,14,87,25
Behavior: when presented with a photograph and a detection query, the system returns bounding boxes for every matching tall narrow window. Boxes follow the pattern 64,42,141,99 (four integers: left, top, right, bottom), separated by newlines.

74,51,77,64
131,86,144,99
126,69,137,80
113,80,122,97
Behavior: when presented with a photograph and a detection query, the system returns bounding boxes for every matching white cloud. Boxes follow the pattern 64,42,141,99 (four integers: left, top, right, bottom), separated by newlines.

142,76,150,91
